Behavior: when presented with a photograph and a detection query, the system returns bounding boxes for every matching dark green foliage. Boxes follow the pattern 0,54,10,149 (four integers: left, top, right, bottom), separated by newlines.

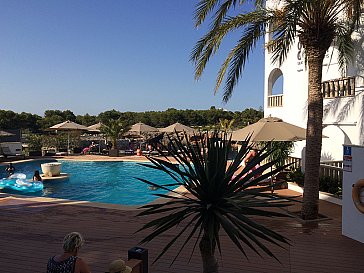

75,113,98,127
287,168,305,186
100,118,130,149
0,107,263,133
136,132,293,267
259,141,294,169
287,168,341,196
319,176,342,196
27,133,44,151
0,110,41,131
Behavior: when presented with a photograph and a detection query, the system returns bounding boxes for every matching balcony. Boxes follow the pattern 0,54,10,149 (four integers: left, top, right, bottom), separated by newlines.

322,77,355,98
267,94,283,107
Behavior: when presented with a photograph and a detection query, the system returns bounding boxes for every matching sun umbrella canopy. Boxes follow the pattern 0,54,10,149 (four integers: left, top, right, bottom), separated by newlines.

49,120,88,131
87,122,102,133
159,122,195,133
0,130,15,137
129,122,159,134
49,121,89,154
231,116,307,142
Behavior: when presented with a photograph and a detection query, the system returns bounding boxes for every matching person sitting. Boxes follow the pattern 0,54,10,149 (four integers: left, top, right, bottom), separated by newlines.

232,148,261,181
82,147,90,155
243,148,262,178
5,163,15,177
46,231,91,273
33,170,42,182
243,148,258,166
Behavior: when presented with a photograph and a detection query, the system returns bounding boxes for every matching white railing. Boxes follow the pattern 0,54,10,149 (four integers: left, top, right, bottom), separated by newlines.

267,94,283,107
322,77,355,98
286,157,343,182
319,161,343,182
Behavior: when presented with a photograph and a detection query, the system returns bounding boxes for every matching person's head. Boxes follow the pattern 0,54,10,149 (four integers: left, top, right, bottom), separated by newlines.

63,232,84,254
109,258,132,273
8,163,13,167
34,170,40,177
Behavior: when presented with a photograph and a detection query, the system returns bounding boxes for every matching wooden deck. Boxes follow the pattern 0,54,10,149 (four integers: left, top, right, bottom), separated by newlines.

0,189,364,273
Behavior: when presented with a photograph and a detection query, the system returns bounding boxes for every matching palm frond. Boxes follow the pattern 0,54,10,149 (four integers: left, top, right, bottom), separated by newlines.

194,0,221,27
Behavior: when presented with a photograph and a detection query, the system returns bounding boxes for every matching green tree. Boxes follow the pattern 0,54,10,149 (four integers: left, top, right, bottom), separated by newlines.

39,110,76,130
75,113,97,126
191,0,362,220
98,109,123,123
17,112,42,131
27,133,44,151
137,133,291,273
0,110,18,129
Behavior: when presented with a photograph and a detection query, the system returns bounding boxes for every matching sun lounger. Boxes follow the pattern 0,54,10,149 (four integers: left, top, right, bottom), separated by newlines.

0,146,25,159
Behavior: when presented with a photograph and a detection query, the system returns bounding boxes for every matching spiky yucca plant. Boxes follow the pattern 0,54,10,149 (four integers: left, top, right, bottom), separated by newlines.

136,132,293,273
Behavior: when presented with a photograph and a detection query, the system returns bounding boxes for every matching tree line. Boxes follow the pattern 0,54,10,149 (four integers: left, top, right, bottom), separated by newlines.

0,107,263,132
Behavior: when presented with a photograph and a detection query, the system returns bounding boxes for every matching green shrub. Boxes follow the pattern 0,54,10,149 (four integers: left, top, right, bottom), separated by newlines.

287,168,305,186
319,176,342,196
287,169,341,196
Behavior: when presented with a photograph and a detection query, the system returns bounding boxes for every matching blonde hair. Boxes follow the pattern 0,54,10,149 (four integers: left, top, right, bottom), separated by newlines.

63,232,84,253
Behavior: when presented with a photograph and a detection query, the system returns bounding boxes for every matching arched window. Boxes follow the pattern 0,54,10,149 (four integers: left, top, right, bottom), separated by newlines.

268,68,283,96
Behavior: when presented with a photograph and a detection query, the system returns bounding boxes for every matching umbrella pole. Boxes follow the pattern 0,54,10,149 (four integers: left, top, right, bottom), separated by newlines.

270,142,274,194
67,131,70,156
99,136,101,154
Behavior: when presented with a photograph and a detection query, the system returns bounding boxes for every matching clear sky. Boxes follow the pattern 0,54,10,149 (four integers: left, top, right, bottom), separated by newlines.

0,0,264,116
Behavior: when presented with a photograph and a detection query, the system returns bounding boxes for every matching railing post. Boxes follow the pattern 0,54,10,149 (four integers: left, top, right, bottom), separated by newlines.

128,247,148,273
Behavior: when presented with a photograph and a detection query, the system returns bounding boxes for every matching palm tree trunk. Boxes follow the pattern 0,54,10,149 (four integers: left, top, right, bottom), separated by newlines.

301,49,325,220
112,137,117,149
199,234,218,273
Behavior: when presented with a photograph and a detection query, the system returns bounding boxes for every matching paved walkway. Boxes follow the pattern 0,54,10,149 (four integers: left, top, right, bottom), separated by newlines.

0,188,364,273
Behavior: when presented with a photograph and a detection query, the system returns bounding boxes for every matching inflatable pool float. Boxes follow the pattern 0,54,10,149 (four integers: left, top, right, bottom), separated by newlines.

0,173,43,193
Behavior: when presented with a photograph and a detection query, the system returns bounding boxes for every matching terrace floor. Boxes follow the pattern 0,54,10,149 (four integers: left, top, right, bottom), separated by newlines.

1,187,364,273
0,155,363,272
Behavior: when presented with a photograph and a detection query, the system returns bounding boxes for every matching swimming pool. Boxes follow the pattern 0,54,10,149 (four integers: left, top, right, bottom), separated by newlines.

0,159,176,205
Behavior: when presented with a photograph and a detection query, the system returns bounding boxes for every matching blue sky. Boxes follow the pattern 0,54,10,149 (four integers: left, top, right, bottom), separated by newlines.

0,0,264,116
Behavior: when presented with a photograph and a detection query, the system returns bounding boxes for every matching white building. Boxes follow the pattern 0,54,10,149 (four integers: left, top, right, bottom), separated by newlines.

264,0,364,161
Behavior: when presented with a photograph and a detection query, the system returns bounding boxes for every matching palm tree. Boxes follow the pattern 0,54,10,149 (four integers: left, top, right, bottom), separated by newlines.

100,118,130,150
191,0,363,220
136,132,292,273
219,118,235,131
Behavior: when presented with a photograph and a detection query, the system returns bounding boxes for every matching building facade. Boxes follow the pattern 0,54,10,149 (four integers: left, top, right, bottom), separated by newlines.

264,0,364,160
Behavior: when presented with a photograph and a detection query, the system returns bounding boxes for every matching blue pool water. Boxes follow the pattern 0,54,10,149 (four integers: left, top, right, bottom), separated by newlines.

0,159,176,205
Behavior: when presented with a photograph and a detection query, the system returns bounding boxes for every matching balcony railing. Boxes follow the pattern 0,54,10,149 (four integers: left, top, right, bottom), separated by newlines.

322,77,355,98
267,94,283,107
267,77,355,108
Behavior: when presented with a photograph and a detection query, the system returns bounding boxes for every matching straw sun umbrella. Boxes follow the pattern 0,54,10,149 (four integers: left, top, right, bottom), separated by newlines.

49,120,88,154
128,122,159,135
231,116,307,142
87,122,102,133
159,122,195,134
231,116,309,192
0,130,15,137
87,122,103,153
